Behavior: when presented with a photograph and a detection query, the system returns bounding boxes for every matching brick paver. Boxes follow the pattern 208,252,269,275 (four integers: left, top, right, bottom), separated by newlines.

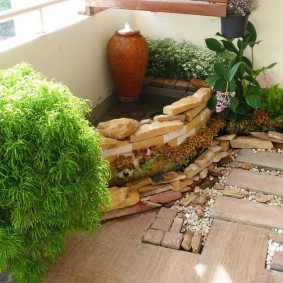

226,168,283,197
271,251,283,272
151,217,173,231
156,207,178,220
211,196,283,229
236,149,283,170
143,229,165,245
161,231,183,249
169,217,183,233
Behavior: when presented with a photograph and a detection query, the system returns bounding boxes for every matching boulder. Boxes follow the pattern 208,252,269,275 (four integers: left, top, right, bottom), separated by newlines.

97,118,140,140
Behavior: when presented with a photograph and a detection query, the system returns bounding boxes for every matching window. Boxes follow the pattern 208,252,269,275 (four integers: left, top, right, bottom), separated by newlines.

0,0,15,41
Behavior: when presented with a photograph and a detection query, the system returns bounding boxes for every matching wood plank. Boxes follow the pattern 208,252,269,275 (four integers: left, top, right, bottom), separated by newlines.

211,196,283,229
85,0,228,17
226,168,283,197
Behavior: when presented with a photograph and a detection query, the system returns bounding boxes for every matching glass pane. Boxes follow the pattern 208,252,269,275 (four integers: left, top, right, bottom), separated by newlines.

0,0,15,41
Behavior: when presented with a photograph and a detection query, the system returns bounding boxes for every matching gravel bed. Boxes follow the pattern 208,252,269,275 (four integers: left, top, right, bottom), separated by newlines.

172,148,283,264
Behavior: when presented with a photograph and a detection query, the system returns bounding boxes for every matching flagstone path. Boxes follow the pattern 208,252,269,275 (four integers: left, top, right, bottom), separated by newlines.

44,149,283,283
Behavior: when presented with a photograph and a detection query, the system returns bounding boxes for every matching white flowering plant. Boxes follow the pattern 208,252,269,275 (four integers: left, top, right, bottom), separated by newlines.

228,0,259,16
146,37,224,80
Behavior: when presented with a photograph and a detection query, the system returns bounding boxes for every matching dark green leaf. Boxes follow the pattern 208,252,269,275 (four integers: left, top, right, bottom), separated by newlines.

247,21,257,46
265,62,277,70
221,40,238,54
245,92,261,109
214,79,227,92
205,38,223,52
207,95,217,110
206,74,220,86
228,80,236,92
235,103,251,115
228,62,242,81
214,62,227,80
228,97,239,112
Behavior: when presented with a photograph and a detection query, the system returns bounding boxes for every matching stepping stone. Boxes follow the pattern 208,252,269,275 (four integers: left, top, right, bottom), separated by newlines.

236,149,283,170
143,229,165,245
157,207,177,220
211,196,283,229
151,217,173,231
161,231,183,249
226,168,283,197
271,251,283,272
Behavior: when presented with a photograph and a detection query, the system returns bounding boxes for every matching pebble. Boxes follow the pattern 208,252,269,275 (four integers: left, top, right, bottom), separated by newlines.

171,148,283,251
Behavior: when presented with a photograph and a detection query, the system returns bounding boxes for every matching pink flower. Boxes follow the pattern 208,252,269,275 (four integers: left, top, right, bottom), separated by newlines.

216,91,236,113
257,71,273,88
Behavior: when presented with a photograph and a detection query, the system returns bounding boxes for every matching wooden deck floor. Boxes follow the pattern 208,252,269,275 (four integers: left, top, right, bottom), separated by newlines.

44,210,282,283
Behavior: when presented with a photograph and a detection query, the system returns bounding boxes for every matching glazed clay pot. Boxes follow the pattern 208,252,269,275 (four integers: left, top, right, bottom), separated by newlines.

107,29,149,102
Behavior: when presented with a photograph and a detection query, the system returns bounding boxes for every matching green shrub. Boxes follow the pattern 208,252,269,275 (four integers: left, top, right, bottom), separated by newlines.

0,63,111,282
259,85,283,124
146,37,218,80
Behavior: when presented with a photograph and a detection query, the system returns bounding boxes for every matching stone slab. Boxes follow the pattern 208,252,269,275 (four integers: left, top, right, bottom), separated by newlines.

230,136,273,149
211,196,283,229
226,168,283,197
169,217,183,233
250,132,283,144
271,251,283,272
103,201,162,220
161,231,183,249
143,229,165,245
149,191,182,204
156,207,178,220
236,149,283,170
130,120,183,142
151,217,173,231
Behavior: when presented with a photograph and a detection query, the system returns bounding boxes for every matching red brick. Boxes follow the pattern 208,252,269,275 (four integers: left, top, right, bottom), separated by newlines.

103,201,161,220
143,229,165,245
271,251,283,272
161,231,183,249
175,80,188,91
151,217,173,231
144,76,154,86
149,191,182,204
163,79,177,89
151,78,166,88
169,217,183,233
157,207,177,220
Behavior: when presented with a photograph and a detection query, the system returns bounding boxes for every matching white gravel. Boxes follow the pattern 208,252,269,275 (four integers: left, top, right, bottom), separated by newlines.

172,148,283,258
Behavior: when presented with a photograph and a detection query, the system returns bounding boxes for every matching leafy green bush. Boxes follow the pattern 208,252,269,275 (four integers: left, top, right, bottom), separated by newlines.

146,37,218,80
0,63,110,282
259,85,283,124
205,22,276,121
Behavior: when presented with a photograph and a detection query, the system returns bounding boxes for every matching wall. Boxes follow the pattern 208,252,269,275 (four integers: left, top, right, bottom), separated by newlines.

0,9,132,104
133,0,283,85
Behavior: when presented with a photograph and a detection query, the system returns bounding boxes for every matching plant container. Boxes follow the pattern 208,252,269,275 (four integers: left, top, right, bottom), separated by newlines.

221,14,249,38
107,29,148,102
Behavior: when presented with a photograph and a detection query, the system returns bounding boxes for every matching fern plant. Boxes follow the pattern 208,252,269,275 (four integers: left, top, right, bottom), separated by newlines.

0,63,111,282
259,85,283,124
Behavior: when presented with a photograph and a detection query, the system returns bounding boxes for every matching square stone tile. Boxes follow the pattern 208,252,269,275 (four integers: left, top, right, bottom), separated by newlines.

143,229,165,245
161,231,183,249
271,251,283,272
151,217,173,231
169,217,183,233
157,207,177,220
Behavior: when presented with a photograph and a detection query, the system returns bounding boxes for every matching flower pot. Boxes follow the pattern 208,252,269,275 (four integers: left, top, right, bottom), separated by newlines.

107,29,149,102
221,14,249,38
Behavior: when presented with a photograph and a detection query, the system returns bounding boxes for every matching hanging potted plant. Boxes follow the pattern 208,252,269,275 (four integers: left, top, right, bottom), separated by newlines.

221,0,259,38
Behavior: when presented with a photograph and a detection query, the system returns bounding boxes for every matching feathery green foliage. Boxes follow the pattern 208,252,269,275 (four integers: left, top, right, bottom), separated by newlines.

0,63,111,282
259,85,283,125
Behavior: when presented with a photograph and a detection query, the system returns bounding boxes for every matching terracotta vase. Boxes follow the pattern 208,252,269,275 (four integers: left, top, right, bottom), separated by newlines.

107,29,149,102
